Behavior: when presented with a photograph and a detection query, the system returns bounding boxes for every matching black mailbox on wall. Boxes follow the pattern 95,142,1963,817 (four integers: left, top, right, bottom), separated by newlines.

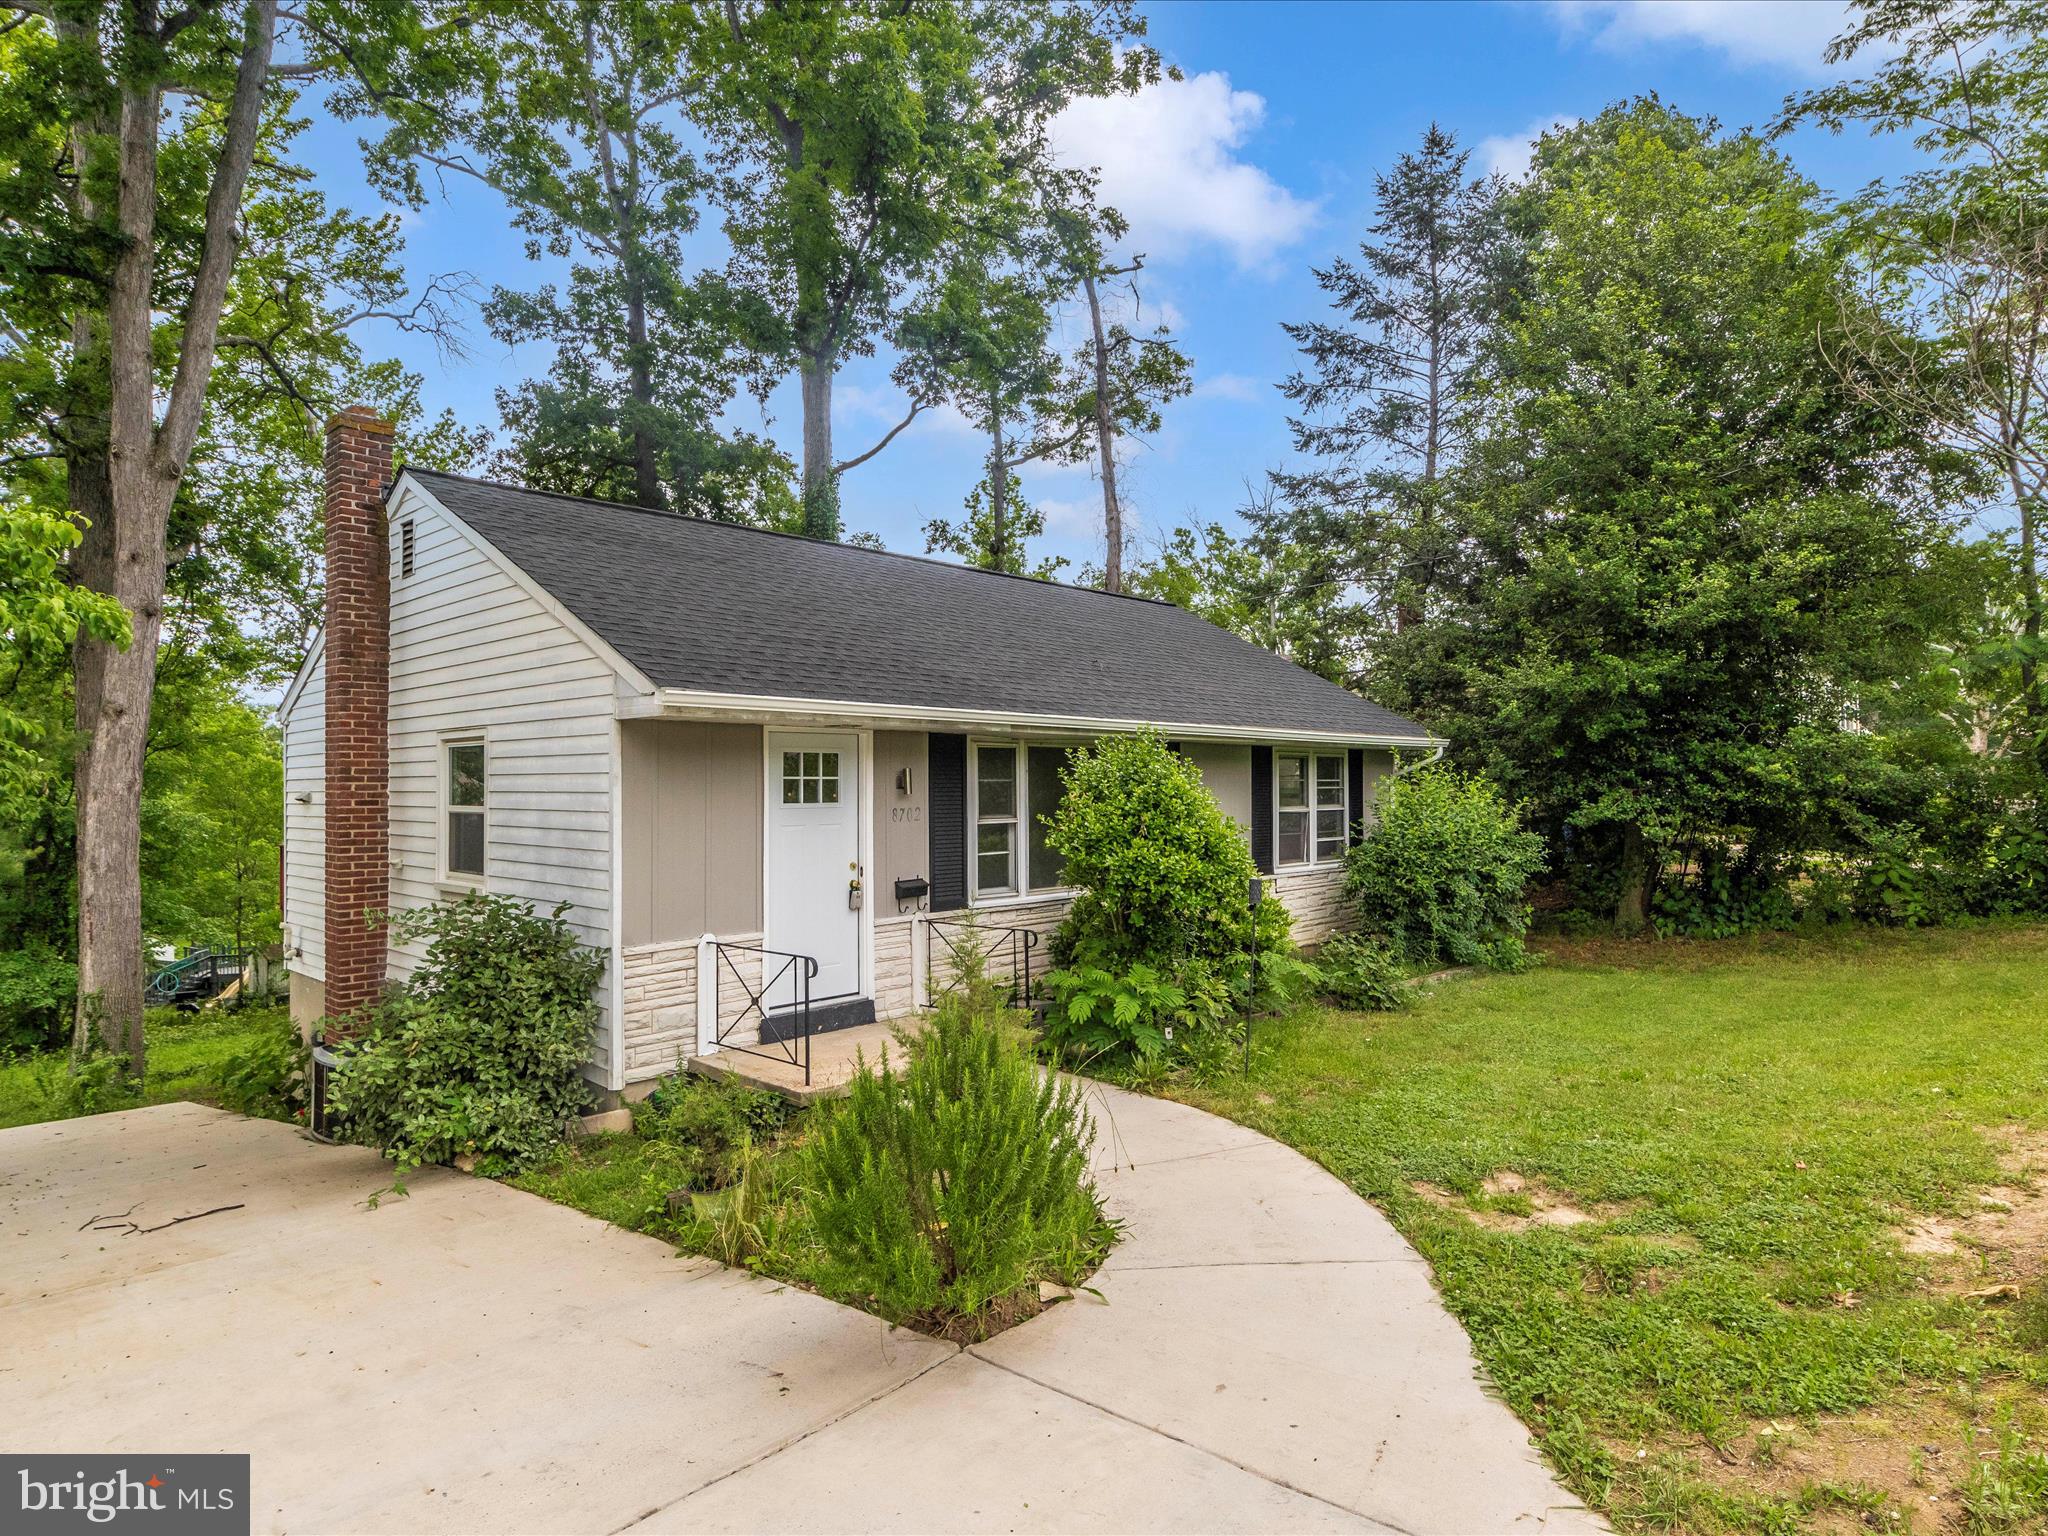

895,876,931,906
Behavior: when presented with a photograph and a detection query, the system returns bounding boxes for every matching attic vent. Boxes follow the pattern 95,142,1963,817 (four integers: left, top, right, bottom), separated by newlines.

399,518,415,577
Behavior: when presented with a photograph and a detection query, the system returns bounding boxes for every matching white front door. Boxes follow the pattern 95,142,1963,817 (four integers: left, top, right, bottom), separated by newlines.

765,731,862,1006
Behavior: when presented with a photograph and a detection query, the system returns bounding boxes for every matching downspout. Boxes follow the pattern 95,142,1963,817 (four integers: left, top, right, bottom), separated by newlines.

1391,743,1447,777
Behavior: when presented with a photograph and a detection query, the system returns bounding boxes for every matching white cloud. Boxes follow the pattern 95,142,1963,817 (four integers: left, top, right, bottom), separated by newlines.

1051,70,1319,270
1194,372,1264,404
1477,114,1579,181
1033,495,1101,538
1546,1,1852,73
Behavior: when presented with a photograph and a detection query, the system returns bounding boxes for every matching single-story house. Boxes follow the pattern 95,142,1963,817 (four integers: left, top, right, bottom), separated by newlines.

279,408,1441,1097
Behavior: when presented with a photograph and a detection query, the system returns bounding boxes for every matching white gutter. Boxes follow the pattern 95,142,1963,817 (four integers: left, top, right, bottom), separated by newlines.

1391,743,1448,776
630,685,1446,752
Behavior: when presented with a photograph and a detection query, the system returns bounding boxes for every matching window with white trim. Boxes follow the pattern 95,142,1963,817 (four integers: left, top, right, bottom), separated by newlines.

444,738,487,880
972,742,1073,898
1276,750,1347,867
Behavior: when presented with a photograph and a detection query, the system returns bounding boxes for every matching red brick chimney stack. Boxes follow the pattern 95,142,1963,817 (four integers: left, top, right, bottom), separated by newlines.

322,406,395,1026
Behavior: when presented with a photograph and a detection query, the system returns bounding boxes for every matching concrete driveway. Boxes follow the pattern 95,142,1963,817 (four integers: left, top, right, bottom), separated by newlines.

1,1089,1600,1535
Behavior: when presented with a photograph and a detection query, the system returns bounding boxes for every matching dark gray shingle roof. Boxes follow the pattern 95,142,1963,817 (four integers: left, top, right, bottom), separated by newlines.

409,469,1433,742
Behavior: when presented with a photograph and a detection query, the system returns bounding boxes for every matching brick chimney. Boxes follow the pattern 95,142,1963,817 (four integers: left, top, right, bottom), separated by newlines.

323,406,395,1026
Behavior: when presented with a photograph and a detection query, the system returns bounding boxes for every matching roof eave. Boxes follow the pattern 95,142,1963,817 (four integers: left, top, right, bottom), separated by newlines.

630,686,1445,750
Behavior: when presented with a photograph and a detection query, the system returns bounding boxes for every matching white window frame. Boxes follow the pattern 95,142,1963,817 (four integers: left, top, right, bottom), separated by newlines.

440,733,488,887
968,739,1081,905
1275,749,1348,869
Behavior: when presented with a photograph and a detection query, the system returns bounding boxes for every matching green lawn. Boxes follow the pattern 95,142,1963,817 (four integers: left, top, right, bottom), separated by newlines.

1167,923,2048,1535
0,1005,292,1130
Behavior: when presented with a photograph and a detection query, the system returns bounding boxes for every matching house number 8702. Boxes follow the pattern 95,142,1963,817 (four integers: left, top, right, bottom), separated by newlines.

891,806,923,823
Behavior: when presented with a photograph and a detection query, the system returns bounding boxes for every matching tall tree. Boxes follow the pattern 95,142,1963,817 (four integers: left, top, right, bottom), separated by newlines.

1785,0,2048,760
1069,252,1191,591
1274,124,1502,636
0,2,449,1072
1411,102,1975,932
359,0,794,521
685,0,1158,540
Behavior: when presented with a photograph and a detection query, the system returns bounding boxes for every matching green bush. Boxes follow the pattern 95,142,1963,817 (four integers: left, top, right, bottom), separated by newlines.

1344,764,1546,968
211,1010,307,1121
807,988,1110,1333
329,894,603,1180
1041,732,1294,1060
1311,933,1411,1012
0,944,77,1055
1046,731,1285,971
631,1070,790,1190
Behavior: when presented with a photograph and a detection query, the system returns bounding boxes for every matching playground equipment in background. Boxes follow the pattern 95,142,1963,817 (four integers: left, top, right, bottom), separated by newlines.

145,947,257,1010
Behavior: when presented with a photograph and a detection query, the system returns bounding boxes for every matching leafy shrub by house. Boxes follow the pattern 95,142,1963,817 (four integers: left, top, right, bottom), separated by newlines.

1041,732,1294,1059
329,894,602,1180
806,987,1109,1334
1345,764,1545,969
632,1070,789,1190
212,1009,307,1120
1310,933,1410,1013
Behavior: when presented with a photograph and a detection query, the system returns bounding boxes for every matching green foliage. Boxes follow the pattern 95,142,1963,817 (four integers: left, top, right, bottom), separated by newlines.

1960,1414,2048,1535
1042,959,1216,1061
211,1010,307,1121
329,895,603,1181
806,990,1109,1332
631,1070,790,1192
0,943,76,1054
1345,764,1545,968
0,1006,296,1130
1310,933,1411,1013
1380,101,1983,929
1047,732,1283,970
140,690,284,952
1041,732,1297,1062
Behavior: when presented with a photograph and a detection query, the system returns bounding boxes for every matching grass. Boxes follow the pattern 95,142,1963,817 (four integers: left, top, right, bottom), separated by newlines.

0,1004,293,1130
1162,921,2048,1534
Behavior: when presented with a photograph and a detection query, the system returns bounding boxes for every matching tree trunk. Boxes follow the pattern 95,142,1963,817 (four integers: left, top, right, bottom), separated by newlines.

70,0,278,1077
623,268,665,510
987,409,1008,573
1613,823,1650,937
1081,270,1123,593
798,347,838,539
2013,479,2044,765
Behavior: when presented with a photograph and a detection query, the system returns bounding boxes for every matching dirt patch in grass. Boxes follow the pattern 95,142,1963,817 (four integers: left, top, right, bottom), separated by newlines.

1411,1169,1641,1232
1895,1126,2048,1294
1616,1383,2048,1536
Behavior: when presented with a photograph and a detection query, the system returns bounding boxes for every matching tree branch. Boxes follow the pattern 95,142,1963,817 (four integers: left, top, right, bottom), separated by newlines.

154,0,279,482
834,399,928,474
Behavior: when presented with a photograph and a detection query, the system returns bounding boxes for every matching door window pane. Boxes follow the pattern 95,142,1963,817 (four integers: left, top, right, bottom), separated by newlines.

1027,746,1068,891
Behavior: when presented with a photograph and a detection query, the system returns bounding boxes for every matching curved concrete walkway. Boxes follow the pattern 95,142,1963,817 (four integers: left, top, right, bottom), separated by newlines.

1,1089,1601,1534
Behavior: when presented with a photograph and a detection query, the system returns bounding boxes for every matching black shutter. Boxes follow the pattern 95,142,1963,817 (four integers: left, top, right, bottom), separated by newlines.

1348,748,1367,843
1250,746,1274,874
928,732,968,912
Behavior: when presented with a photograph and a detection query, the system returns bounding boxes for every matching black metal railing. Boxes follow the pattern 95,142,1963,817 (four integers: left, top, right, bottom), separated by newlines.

710,940,817,1087
925,918,1041,1008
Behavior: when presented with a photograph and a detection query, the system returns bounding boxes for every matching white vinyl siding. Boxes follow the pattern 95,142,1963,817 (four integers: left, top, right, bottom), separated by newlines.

385,482,621,1083
280,639,325,980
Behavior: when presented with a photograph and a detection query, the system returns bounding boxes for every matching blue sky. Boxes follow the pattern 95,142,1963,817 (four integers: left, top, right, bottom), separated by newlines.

304,0,1920,571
